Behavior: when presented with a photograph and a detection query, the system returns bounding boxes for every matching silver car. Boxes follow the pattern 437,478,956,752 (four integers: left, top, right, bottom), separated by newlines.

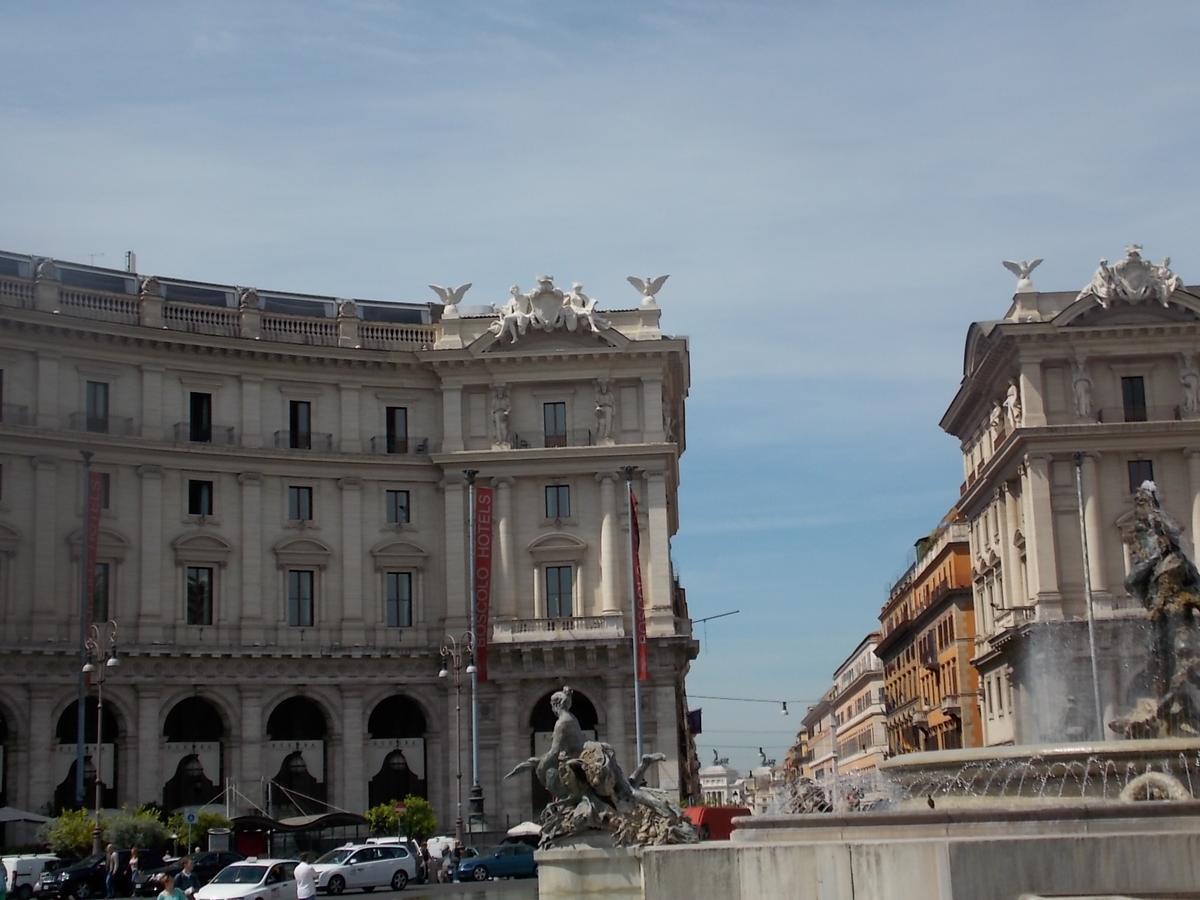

312,846,417,894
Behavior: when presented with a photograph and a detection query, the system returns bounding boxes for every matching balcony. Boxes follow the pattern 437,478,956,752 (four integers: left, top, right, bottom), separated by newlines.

172,422,238,446
67,412,136,436
491,614,625,643
510,428,595,450
1096,405,1180,424
368,435,437,455
273,430,334,451
941,694,962,714
0,404,31,425
993,604,1036,632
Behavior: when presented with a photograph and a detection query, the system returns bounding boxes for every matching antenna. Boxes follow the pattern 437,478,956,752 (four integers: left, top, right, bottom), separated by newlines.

125,251,137,273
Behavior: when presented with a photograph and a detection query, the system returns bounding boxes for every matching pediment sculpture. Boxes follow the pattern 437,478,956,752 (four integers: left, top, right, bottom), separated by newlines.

1076,244,1182,308
488,276,610,344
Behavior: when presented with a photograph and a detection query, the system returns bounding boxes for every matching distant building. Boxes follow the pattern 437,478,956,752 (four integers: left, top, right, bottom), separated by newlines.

875,517,981,755
697,754,742,806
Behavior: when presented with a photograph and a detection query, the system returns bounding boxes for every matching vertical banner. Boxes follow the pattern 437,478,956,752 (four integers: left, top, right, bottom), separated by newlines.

473,485,494,682
84,470,103,623
630,487,649,681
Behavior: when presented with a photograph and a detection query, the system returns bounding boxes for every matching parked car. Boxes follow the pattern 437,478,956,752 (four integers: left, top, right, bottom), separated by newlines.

362,840,424,885
40,850,166,900
455,844,537,882
312,845,416,894
3,855,70,900
195,860,298,900
133,852,244,896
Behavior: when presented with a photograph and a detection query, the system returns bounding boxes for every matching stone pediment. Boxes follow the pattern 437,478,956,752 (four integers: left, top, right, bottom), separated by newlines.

67,526,130,561
527,531,588,562
1055,295,1200,328
172,532,234,566
369,538,429,570
272,536,333,569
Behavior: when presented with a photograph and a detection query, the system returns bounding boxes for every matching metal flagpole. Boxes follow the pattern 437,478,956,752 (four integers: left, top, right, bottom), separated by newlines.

1073,452,1105,740
623,466,644,761
75,450,93,807
463,469,482,827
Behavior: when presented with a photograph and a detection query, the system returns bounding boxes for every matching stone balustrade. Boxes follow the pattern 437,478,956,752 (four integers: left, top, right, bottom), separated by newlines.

492,614,626,643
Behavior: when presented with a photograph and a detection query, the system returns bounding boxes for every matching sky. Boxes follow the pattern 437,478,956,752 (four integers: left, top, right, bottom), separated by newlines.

5,1,1200,774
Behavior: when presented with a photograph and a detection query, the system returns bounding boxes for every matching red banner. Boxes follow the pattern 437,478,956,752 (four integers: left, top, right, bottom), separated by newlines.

84,470,103,623
630,486,649,681
473,486,494,682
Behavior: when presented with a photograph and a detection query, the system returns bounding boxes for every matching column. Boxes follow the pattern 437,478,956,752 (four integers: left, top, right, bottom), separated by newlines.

239,687,264,791
341,689,366,813
1018,360,1047,427
28,685,55,812
1079,452,1109,597
35,352,60,429
652,684,680,791
643,473,673,634
441,385,464,452
137,466,164,635
443,479,467,624
605,679,628,771
240,375,262,449
339,478,364,642
641,378,665,442
1186,449,1200,562
31,457,57,634
338,384,361,453
239,473,264,639
498,685,524,821
994,489,1013,610
598,473,620,615
1004,482,1026,605
135,687,162,807
140,365,163,440
494,478,516,619
1021,454,1061,619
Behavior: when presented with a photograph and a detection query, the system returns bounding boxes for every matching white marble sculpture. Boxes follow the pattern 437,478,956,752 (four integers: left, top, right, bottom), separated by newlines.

626,275,669,307
1072,357,1094,420
1181,353,1200,419
594,379,615,444
1002,259,1043,293
1076,245,1181,308
1003,382,1022,429
487,276,610,344
490,384,511,448
988,403,1003,441
429,282,473,318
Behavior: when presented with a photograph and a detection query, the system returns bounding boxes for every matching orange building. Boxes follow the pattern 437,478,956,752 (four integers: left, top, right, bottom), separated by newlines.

876,515,981,754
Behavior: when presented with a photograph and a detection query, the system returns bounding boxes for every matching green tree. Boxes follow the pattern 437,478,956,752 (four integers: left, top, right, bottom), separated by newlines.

165,811,232,852
395,796,436,843
107,807,169,850
364,803,398,837
41,809,101,857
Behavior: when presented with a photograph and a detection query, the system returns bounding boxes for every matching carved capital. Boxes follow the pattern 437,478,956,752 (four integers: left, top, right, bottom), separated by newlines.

136,464,163,479
595,472,618,484
1184,447,1200,460
31,456,58,472
338,477,363,491
492,475,515,488
238,471,263,486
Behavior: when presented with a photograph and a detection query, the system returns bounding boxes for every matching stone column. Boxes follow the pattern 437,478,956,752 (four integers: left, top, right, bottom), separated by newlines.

137,466,164,636
652,684,680,791
1021,454,1061,619
136,686,163,806
28,684,55,812
441,385,464,452
140,365,163,440
641,378,665,442
643,472,673,633
1004,482,1026,605
341,689,366,813
338,384,361,453
1018,360,1046,427
994,489,1013,610
494,478,516,619
598,473,620,615
340,478,364,643
239,473,264,640
1079,451,1109,597
35,352,59,429
31,457,57,635
240,375,262,449
239,687,264,790
443,479,467,624
1186,448,1200,562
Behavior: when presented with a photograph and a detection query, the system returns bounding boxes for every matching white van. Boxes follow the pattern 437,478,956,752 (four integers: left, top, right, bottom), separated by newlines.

2,855,66,900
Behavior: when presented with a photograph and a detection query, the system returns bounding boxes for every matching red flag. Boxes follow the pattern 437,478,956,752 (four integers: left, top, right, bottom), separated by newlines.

630,486,649,681
473,486,494,682
84,470,103,623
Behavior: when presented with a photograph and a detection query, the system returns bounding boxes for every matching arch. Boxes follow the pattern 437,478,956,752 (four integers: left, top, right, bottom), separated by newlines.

267,696,329,741
56,698,119,744
526,532,588,562
162,696,226,813
265,696,330,818
366,695,429,806
67,526,131,561
962,321,998,378
54,699,121,813
163,696,225,742
160,687,239,742
367,695,427,739
172,532,234,566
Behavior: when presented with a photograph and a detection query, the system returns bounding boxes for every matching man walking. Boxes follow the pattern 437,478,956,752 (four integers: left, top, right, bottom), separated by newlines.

105,845,118,899
293,856,316,900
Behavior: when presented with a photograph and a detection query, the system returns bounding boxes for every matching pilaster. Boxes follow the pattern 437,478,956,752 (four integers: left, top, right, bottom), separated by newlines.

641,378,665,442
340,689,366,813
498,685,524,820
598,473,620,615
31,456,57,634
1078,451,1109,599
140,365,163,441
643,472,673,634
1018,360,1046,427
494,477,515,619
1186,448,1200,563
652,684,680,792
338,384,361,453
135,686,163,806
137,465,164,633
1022,453,1061,619
441,385,464,452
35,352,59,429
28,684,55,812
443,478,467,624
340,477,364,642
238,472,264,639
994,488,1013,610
239,686,263,790
605,679,629,771
240,376,262,449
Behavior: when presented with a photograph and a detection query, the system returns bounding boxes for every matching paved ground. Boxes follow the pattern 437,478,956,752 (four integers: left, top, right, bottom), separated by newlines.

365,880,537,896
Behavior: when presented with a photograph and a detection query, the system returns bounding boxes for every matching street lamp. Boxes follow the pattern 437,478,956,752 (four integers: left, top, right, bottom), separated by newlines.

439,632,475,848
82,619,119,855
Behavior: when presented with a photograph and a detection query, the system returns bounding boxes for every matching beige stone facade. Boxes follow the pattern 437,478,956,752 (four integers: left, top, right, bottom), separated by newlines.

0,251,697,826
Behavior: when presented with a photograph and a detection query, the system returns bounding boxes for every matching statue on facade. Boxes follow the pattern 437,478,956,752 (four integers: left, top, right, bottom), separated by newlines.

1072,357,1094,420
987,403,1003,442
237,288,259,311
490,384,511,448
503,685,697,847
487,277,611,344
594,379,615,444
489,285,530,343
1076,245,1181,308
1001,258,1042,293
1003,382,1022,429
429,282,472,318
1180,353,1200,419
626,275,669,306
1110,482,1200,738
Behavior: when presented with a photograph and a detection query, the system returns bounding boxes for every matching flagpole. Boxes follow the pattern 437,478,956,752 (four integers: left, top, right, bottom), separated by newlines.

623,465,643,762
75,450,93,807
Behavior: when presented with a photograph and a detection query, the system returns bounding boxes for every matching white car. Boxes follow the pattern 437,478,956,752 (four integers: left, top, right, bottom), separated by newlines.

195,860,299,900
3,855,66,900
312,845,417,894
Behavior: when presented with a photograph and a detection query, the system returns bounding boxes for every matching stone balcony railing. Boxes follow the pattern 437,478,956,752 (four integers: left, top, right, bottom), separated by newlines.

993,604,1037,632
491,614,625,643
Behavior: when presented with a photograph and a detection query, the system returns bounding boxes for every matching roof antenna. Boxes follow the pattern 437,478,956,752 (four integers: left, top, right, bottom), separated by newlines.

125,251,137,273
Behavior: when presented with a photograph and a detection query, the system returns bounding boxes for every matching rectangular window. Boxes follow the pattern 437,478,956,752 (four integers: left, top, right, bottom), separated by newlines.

546,565,573,618
188,479,214,516
93,562,110,622
1128,459,1155,493
543,402,567,447
1121,376,1148,422
189,392,213,442
98,473,111,510
287,570,315,627
385,489,410,525
289,400,312,449
288,485,313,521
186,566,214,626
385,571,413,627
86,381,110,433
545,484,571,519
385,406,408,454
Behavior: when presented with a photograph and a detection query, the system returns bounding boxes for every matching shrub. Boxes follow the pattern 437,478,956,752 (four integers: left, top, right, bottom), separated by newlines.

107,807,168,850
41,809,101,857
165,811,232,853
365,796,436,842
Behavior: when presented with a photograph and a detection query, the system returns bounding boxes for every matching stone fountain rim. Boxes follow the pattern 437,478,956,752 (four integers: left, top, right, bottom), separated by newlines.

877,736,1200,771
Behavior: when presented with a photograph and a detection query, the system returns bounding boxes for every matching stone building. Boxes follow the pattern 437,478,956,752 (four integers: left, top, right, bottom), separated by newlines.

876,516,981,754
940,246,1200,745
0,250,698,827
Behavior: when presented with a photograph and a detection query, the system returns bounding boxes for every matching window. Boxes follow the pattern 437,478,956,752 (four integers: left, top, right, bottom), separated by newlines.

546,565,573,618
98,473,111,510
1128,459,1155,493
189,392,213,442
1121,376,1148,422
289,400,312,449
385,571,413,627
188,479,214,516
385,489,410,525
186,566,214,626
86,381,109,433
543,402,567,447
385,406,408,454
287,570,315,626
288,485,313,521
93,562,110,622
545,484,571,519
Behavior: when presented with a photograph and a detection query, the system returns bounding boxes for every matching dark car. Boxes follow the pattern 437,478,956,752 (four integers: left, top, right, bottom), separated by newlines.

455,844,536,882
41,850,166,900
133,852,244,897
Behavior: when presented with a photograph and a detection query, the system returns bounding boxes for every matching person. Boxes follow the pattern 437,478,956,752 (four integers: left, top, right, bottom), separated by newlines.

293,855,316,900
440,850,455,884
155,875,185,900
175,858,198,898
418,845,431,885
129,847,141,890
1,860,9,900
105,844,119,900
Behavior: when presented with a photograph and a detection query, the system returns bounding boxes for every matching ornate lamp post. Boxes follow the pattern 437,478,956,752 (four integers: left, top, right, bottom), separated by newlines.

82,619,119,855
439,632,475,847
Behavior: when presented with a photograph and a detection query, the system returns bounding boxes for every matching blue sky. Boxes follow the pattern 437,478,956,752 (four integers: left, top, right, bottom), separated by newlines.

5,1,1200,773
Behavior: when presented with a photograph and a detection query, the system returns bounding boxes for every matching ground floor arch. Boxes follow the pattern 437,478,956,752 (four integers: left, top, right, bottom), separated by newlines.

53,698,120,813
366,694,428,807
162,696,226,811
528,687,600,816
266,696,330,817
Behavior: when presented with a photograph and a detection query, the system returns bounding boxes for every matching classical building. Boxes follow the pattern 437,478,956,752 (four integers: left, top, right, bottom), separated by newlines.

875,516,980,755
0,250,698,827
940,246,1200,745
697,752,742,806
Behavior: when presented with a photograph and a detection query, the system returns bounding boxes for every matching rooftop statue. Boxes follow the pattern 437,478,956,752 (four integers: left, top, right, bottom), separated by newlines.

488,276,610,344
1075,245,1181,308
429,282,472,317
1001,258,1042,293
504,685,697,847
626,275,669,306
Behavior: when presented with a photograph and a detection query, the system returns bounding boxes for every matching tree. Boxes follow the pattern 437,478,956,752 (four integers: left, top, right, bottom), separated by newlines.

165,811,232,853
364,796,436,843
41,808,100,857
107,807,169,850
364,803,398,837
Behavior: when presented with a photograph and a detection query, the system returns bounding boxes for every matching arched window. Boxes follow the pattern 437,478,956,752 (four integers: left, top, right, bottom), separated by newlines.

367,696,429,806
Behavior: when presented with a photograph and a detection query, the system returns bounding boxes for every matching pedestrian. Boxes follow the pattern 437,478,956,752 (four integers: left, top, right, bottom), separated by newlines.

441,850,454,884
129,847,141,892
293,855,316,900
175,858,197,899
155,875,185,900
419,845,431,885
105,844,119,900
1,859,9,900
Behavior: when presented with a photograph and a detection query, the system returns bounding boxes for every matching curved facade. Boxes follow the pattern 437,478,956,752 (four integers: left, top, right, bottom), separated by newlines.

0,251,698,825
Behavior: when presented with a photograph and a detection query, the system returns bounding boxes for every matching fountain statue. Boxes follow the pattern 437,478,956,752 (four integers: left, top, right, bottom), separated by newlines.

504,685,697,847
